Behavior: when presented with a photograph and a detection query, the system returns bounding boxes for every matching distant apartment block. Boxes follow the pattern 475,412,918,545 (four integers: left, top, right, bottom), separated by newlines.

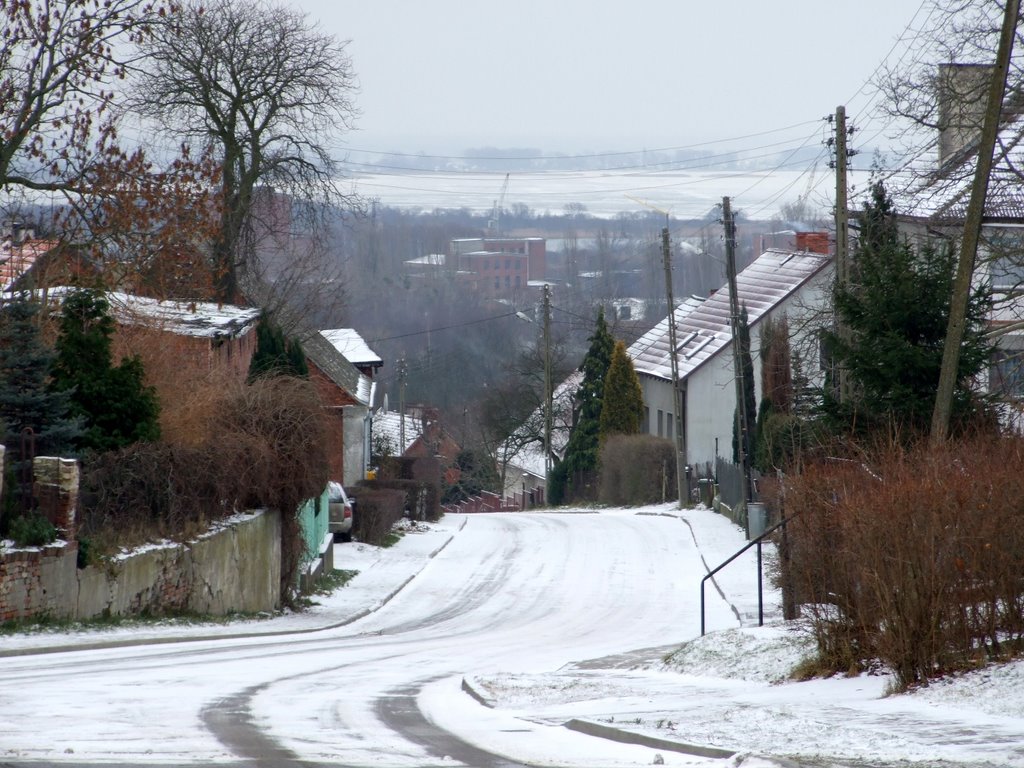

450,237,546,295
404,237,547,296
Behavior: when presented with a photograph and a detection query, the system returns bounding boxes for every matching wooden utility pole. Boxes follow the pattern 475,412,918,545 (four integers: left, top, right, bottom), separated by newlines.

723,197,751,503
661,226,688,507
398,358,407,451
931,0,1021,445
832,105,853,403
542,283,553,484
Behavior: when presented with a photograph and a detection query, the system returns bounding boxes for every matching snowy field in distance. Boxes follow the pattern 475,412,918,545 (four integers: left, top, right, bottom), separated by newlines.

344,169,821,219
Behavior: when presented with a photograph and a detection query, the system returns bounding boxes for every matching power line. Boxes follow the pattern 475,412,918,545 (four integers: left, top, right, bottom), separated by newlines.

331,120,824,163
367,310,519,343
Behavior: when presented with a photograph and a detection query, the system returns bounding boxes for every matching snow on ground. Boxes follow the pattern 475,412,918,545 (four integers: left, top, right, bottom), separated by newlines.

3,503,1023,767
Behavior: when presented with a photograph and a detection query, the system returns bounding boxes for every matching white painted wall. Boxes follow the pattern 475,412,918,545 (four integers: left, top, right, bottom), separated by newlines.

639,268,832,470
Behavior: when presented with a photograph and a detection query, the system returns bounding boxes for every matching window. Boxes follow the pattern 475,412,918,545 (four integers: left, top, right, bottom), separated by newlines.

494,278,500,289
666,415,673,441
505,258,511,270
991,348,1024,399
643,407,650,433
515,275,521,288
657,409,664,437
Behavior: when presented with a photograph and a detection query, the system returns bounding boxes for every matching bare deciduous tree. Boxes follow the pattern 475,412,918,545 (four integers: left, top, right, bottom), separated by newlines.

131,0,359,304
0,0,168,195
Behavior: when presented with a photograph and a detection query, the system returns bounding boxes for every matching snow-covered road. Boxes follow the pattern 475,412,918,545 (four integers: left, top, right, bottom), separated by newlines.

3,506,1022,768
2,510,746,766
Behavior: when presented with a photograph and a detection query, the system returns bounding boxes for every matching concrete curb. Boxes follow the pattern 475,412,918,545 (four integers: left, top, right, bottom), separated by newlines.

460,676,495,708
564,719,736,760
459,670,737,761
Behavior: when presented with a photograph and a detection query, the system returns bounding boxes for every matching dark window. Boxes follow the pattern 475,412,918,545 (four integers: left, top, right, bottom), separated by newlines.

991,348,1024,399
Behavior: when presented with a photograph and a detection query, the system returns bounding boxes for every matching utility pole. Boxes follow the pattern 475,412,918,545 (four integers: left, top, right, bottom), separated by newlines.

931,0,1020,445
723,197,751,503
542,283,553,485
830,105,854,403
661,226,688,507
398,358,407,452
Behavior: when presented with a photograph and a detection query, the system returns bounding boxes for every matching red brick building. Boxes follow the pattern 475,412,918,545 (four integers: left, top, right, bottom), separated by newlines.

450,237,546,296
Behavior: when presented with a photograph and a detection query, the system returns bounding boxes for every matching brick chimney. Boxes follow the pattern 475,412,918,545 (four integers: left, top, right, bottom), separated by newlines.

795,231,830,255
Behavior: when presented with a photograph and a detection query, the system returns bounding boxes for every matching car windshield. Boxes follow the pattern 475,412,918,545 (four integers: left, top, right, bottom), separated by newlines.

327,481,346,504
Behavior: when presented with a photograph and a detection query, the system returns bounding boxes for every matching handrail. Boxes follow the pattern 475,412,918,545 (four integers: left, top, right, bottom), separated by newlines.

700,516,788,636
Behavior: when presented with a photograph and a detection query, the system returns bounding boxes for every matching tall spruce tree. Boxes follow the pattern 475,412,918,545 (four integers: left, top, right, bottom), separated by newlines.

51,288,160,453
553,307,614,502
248,313,309,380
0,297,81,526
599,340,644,440
823,182,991,435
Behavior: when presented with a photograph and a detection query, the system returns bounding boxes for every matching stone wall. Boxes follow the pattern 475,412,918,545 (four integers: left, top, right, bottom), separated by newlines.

0,510,282,622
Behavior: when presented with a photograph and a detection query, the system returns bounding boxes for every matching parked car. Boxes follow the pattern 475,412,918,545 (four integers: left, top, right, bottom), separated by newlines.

328,481,355,542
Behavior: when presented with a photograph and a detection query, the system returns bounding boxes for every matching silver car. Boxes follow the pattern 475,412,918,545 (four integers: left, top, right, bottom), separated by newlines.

328,481,354,542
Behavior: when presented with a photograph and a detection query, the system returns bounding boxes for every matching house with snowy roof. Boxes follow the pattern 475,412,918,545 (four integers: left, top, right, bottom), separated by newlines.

630,247,833,472
307,331,376,487
889,62,1024,423
499,370,582,503
320,328,383,379
28,286,263,381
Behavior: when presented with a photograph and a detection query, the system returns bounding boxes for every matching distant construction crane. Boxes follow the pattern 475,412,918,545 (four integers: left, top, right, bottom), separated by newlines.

487,172,511,236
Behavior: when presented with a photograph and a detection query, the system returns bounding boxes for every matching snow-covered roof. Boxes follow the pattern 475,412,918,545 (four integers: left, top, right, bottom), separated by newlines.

321,328,383,367
0,239,56,292
304,331,373,406
893,84,1024,222
372,410,425,456
28,286,261,338
406,253,446,266
629,249,832,382
503,370,583,479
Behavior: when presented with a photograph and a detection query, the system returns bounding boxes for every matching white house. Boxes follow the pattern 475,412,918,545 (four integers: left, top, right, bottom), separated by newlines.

888,63,1024,430
629,248,834,472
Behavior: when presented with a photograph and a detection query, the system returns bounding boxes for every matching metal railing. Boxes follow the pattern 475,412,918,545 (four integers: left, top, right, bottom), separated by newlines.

700,516,788,636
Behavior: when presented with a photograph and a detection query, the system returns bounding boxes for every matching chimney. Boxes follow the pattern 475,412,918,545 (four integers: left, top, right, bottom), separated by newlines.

937,63,994,166
795,231,830,255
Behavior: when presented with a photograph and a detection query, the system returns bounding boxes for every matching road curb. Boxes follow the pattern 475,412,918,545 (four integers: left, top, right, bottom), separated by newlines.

460,676,495,708
564,718,736,759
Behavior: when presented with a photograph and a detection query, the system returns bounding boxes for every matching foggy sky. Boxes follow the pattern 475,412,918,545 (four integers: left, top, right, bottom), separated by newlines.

289,0,929,157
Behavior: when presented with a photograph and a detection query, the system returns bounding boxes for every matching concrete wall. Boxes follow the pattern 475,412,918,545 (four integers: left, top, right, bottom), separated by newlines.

0,510,281,622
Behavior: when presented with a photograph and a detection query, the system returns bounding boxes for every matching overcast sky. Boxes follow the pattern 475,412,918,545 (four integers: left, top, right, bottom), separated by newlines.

288,0,931,158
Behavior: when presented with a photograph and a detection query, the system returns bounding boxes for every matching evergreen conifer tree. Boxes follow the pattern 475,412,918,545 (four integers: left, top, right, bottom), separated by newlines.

555,307,614,501
249,313,309,380
0,296,81,526
599,340,643,440
823,182,991,435
51,288,160,453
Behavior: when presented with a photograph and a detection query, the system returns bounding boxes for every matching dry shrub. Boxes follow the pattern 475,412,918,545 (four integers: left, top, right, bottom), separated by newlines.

351,487,407,545
783,435,1024,689
598,434,676,506
79,374,329,604
359,478,441,523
